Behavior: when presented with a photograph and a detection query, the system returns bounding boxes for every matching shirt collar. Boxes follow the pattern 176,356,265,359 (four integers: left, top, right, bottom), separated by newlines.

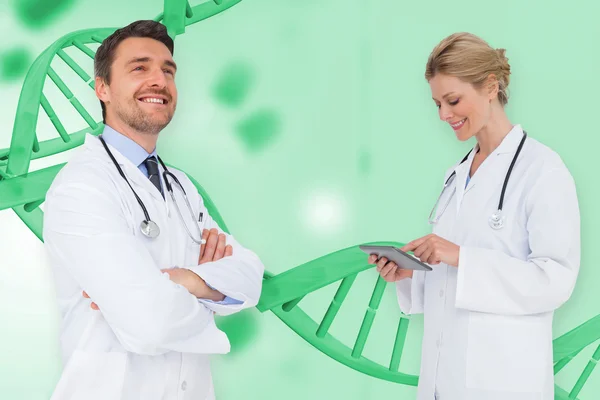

100,124,157,167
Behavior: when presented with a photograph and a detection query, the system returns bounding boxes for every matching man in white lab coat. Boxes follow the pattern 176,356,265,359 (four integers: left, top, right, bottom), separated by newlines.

43,20,265,400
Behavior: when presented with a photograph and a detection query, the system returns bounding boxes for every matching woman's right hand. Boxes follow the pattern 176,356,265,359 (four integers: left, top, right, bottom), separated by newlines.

368,255,414,282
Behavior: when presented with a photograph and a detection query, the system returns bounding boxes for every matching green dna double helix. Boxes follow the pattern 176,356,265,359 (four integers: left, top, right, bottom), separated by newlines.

0,1,598,398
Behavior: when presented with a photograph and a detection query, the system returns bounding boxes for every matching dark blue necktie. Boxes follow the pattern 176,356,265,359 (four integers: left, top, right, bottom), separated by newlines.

144,156,164,199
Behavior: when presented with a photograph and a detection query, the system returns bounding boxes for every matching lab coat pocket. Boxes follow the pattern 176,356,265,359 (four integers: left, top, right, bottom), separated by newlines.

50,350,127,400
205,380,215,400
182,354,214,399
465,312,548,393
183,211,206,264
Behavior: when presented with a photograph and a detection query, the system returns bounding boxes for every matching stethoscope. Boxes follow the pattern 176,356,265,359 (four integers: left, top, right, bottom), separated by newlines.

99,136,206,244
428,131,527,230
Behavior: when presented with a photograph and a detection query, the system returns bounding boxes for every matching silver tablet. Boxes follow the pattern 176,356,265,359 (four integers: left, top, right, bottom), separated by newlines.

360,245,433,271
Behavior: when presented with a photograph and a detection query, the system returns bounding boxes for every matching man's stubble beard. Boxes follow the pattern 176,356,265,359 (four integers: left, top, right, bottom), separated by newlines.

116,98,176,136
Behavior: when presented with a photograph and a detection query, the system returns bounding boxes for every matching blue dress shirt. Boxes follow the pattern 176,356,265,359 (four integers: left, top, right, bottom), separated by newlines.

100,125,242,305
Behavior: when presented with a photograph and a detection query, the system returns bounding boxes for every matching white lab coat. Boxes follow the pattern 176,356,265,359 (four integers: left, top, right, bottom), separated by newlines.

43,133,265,400
396,125,580,400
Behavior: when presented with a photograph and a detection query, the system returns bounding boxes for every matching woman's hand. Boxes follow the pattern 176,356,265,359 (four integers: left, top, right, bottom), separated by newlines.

401,234,460,267
368,255,414,282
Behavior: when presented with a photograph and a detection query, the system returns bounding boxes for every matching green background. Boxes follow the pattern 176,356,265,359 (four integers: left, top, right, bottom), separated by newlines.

0,0,599,399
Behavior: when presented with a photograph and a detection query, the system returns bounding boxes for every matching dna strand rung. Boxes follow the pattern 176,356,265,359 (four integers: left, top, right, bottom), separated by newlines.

352,276,387,358
3,28,114,181
552,315,600,399
278,265,412,375
256,241,419,385
71,40,96,59
46,64,98,129
569,344,600,398
56,48,95,89
315,274,357,337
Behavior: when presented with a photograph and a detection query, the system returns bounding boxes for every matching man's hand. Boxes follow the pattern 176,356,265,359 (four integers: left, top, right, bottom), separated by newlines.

199,228,232,265
165,228,233,300
82,269,226,309
82,229,234,308
160,268,225,301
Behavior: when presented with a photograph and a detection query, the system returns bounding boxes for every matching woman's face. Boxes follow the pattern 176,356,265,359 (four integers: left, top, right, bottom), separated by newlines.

429,73,493,141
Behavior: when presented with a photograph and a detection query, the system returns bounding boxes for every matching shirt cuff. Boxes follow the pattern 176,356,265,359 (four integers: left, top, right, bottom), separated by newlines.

203,283,243,305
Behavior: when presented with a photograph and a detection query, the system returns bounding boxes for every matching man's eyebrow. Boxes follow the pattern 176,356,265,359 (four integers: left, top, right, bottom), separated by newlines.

126,57,151,65
125,57,177,71
164,60,177,71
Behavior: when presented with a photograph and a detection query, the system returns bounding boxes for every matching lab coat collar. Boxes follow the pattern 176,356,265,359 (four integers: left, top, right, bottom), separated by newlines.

452,123,524,182
100,125,157,168
474,124,525,156
453,124,524,212
83,132,127,166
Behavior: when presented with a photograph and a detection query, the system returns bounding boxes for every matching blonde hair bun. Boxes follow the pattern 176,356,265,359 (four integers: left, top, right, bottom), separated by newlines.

426,33,511,106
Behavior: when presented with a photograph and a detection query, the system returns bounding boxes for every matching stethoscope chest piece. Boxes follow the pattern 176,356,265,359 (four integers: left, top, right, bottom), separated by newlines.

99,134,211,245
140,220,160,238
488,209,505,230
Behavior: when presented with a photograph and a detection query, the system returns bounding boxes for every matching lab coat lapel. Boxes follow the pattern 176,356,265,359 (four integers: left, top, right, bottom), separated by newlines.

126,163,166,203
454,145,478,215
494,124,525,156
85,134,165,203
457,125,526,216
84,134,174,268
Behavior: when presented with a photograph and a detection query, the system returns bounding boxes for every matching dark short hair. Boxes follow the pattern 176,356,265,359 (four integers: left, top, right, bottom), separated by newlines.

94,20,175,123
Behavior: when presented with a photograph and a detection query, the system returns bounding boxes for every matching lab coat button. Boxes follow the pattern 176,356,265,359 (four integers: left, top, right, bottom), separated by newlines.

439,289,444,297
181,381,187,391
436,339,441,348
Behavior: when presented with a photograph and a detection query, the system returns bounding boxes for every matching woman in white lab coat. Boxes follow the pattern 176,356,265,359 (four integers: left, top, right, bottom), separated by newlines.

369,32,580,400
